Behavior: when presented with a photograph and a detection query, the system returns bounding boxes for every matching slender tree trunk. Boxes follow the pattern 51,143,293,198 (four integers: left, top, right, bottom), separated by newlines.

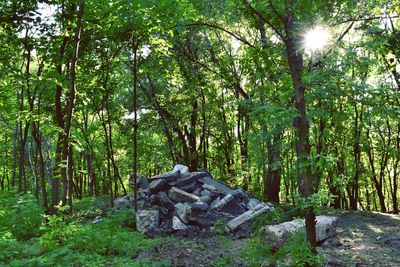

132,39,139,211
284,12,316,248
366,125,387,212
62,1,84,211
12,123,18,188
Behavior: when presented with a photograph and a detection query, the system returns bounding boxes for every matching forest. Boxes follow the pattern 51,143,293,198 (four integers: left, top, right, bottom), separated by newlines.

0,0,400,266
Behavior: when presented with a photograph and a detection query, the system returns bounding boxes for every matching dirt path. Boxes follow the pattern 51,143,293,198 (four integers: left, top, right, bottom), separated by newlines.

319,211,400,267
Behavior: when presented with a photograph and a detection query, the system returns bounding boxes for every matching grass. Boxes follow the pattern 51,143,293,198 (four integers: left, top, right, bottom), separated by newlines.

0,191,166,267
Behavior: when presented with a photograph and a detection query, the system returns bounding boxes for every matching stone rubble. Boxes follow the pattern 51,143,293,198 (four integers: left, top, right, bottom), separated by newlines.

122,165,273,235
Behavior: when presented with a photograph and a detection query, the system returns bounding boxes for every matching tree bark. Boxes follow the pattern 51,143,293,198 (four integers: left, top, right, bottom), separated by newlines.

284,12,316,248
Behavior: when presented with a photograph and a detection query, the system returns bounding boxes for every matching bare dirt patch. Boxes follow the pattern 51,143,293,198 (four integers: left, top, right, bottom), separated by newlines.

319,211,400,267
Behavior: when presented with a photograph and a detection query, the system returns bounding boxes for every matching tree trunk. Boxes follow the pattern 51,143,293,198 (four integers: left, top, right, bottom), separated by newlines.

284,12,316,248
62,1,84,211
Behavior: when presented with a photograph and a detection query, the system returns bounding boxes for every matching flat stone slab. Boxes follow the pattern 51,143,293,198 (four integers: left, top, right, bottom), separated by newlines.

149,170,179,182
199,177,233,194
169,172,209,187
187,210,235,227
265,215,338,249
169,187,200,203
227,204,271,230
247,198,262,210
149,178,167,194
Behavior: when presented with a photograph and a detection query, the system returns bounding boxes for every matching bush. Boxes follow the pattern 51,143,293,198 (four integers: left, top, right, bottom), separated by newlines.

0,191,44,241
240,238,273,267
275,231,323,267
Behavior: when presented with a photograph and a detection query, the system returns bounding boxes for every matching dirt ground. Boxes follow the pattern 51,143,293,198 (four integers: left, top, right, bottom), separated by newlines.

319,211,400,267
137,211,400,266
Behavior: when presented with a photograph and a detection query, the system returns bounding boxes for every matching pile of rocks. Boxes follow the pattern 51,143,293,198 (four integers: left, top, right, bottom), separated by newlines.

122,165,272,235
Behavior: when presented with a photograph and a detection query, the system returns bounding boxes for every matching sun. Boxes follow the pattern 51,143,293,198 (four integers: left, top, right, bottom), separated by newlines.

303,26,330,54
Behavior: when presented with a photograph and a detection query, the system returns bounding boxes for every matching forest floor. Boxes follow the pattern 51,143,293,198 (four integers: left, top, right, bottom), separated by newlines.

319,211,400,267
136,210,400,267
1,191,400,267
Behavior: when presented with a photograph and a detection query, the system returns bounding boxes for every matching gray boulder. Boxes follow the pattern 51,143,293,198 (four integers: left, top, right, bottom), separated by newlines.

136,209,160,234
174,202,191,223
172,216,188,230
172,164,189,177
113,196,131,209
149,178,167,194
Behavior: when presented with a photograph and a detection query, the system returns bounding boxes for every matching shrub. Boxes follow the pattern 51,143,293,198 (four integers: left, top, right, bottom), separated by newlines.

0,191,44,241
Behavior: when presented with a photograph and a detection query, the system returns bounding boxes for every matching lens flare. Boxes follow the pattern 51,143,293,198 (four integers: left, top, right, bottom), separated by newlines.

303,26,330,54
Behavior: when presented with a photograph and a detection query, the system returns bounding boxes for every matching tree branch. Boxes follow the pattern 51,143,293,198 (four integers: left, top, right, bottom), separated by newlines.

185,22,254,48
242,0,284,40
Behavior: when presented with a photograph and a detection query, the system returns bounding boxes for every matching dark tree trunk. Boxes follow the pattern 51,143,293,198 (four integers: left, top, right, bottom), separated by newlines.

264,133,282,203
366,124,388,212
284,12,316,248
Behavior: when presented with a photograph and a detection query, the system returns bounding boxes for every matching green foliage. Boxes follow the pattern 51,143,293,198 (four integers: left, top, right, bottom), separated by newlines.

39,205,77,251
240,238,273,267
251,207,286,233
0,193,162,266
288,193,334,218
239,232,323,267
212,219,229,236
275,232,324,267
0,191,44,241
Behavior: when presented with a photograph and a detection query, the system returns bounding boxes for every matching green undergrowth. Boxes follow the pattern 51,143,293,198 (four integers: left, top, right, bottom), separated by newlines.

230,206,324,267
0,191,165,267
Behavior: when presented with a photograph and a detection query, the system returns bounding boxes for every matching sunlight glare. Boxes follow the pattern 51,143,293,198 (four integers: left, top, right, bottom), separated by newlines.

303,26,330,54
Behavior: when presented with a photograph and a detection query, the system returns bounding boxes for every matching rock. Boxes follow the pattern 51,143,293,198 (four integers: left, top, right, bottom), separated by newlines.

158,206,171,223
136,199,150,210
227,204,271,230
169,187,200,203
160,218,173,229
210,193,234,210
219,198,246,216
174,202,191,223
201,190,211,197
169,172,209,188
137,188,150,200
315,215,338,242
200,194,218,205
129,174,149,189
188,211,234,228
264,215,338,249
136,209,160,234
199,177,233,194
149,170,180,182
114,196,131,209
173,216,188,230
178,183,197,193
210,197,221,209
172,164,189,177
247,198,262,210
193,188,202,196
149,178,167,194
202,184,217,192
191,201,208,212
231,189,247,201
92,216,103,224
157,191,175,210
